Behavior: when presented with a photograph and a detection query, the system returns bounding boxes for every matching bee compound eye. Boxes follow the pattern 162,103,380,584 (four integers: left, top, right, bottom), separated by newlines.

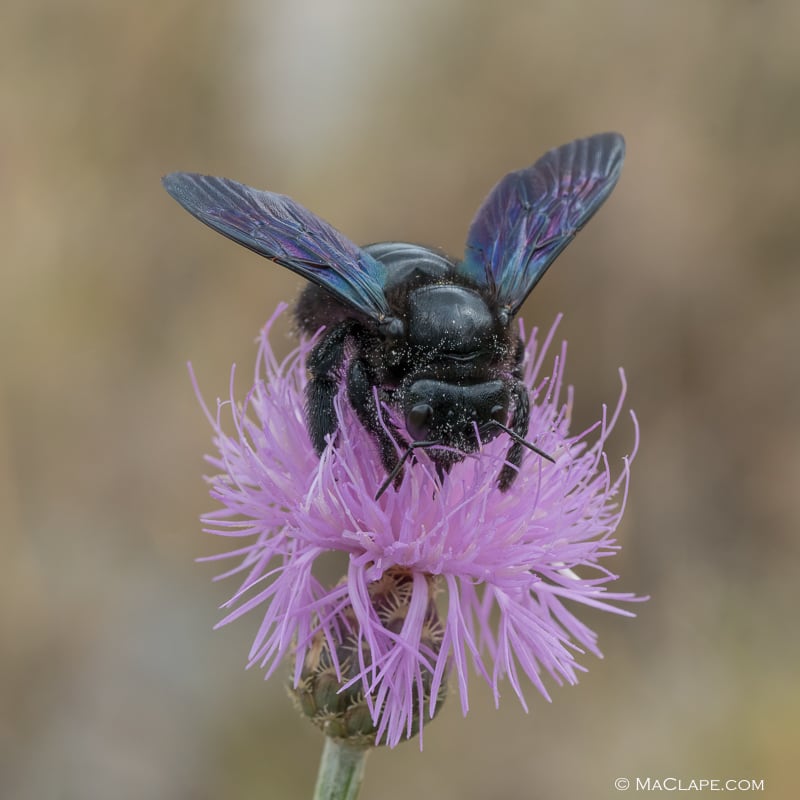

407,404,433,441
490,404,507,424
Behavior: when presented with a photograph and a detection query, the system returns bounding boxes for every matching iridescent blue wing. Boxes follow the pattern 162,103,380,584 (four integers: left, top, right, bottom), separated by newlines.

162,173,391,322
458,133,625,314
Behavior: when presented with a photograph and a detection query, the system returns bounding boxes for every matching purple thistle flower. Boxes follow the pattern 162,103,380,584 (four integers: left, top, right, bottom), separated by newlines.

191,303,641,748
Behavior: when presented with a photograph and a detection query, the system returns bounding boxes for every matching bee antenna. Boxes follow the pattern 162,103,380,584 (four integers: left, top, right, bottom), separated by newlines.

375,439,442,500
486,420,556,463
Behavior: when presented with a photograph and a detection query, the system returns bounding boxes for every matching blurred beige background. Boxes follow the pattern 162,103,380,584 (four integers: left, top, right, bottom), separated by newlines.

2,1,798,798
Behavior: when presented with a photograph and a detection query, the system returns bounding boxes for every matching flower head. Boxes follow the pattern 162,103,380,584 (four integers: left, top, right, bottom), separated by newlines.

192,303,640,748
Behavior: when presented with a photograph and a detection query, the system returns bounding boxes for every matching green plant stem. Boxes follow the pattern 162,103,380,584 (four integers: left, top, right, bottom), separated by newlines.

312,737,370,800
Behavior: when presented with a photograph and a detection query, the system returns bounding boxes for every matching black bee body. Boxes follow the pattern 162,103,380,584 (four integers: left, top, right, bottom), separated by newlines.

295,242,525,490
163,133,625,496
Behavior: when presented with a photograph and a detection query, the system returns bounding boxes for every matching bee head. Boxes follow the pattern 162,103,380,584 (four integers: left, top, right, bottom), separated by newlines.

402,379,509,452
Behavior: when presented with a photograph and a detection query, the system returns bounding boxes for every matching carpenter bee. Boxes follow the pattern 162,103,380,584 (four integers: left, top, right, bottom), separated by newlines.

163,133,625,497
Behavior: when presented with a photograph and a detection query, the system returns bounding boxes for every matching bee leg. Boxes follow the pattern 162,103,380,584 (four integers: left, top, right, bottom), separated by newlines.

346,358,404,485
498,379,530,491
305,321,357,454
434,460,453,485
